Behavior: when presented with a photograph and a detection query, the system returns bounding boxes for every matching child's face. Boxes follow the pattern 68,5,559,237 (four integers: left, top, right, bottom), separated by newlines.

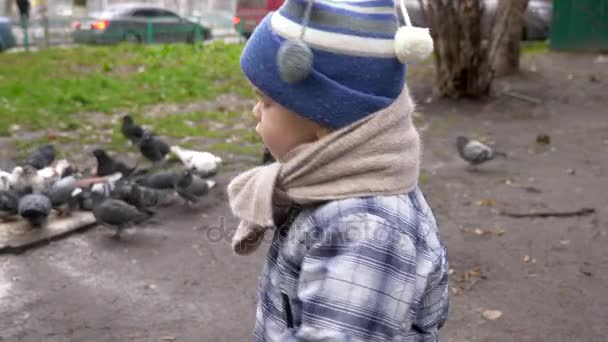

253,89,329,162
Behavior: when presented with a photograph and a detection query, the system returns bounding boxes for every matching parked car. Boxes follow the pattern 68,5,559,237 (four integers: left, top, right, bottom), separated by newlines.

0,16,17,52
72,4,212,45
234,0,283,38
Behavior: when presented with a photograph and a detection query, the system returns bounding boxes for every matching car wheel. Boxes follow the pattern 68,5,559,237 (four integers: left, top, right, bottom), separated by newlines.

124,32,141,43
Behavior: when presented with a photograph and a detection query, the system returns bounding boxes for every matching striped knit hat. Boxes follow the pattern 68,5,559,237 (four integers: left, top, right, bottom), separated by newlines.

240,0,433,129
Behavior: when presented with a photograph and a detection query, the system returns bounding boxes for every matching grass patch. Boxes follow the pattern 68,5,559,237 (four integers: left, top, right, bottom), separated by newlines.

522,40,549,54
0,42,251,136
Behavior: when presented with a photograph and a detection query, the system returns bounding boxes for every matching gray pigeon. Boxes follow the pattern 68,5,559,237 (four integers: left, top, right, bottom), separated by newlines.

18,193,52,227
136,171,181,189
92,149,136,177
174,170,215,205
93,198,154,238
113,182,173,210
44,176,80,216
456,136,507,169
0,190,19,221
139,132,170,163
75,187,95,211
121,115,145,145
27,144,56,170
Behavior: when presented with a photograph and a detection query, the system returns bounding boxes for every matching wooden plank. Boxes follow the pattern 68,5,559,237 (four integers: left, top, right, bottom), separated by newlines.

0,211,97,254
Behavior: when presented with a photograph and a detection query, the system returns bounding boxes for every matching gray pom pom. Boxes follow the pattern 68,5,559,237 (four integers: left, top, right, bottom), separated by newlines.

277,40,313,83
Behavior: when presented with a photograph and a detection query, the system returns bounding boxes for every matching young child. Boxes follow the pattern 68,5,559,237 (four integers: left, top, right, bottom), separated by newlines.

228,0,449,341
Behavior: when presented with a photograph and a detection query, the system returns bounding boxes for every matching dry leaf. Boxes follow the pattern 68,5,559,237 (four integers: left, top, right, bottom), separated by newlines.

477,199,496,207
451,287,461,295
523,255,531,263
495,229,506,236
482,309,503,321
474,228,484,236
161,337,176,341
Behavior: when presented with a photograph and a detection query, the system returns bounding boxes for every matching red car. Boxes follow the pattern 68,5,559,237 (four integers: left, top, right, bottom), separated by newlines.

234,0,284,38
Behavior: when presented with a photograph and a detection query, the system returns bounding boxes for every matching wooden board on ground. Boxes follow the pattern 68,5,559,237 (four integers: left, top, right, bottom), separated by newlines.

0,211,97,254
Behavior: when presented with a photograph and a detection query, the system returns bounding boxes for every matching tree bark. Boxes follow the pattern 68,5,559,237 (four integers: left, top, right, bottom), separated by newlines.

419,0,492,99
417,0,529,98
490,0,530,77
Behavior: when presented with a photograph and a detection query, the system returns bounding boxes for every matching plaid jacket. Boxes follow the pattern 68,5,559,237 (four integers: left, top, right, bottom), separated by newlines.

253,188,449,341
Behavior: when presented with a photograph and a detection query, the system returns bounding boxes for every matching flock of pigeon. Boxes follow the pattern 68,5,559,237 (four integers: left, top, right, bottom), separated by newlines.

0,115,222,238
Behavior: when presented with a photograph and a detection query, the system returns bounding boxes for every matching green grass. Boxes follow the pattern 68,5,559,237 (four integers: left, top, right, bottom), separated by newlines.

522,40,549,54
0,42,253,136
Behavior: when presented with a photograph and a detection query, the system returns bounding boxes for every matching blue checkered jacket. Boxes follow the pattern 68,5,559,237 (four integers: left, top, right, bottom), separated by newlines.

253,188,449,341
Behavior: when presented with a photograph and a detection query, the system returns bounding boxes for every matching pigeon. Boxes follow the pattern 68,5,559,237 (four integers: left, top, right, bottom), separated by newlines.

262,147,275,164
139,131,170,163
456,136,507,169
0,190,19,221
89,177,121,199
135,171,182,189
92,197,154,238
121,115,145,145
173,170,215,205
0,169,11,191
74,187,95,211
43,175,80,216
114,183,174,210
18,193,52,227
12,165,48,193
92,149,136,177
170,146,222,177
27,144,56,170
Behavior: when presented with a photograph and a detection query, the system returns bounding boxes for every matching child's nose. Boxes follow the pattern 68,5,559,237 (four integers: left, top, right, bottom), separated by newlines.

252,103,262,121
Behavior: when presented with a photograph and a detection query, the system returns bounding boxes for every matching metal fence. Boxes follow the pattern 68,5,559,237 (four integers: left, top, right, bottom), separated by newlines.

8,11,238,50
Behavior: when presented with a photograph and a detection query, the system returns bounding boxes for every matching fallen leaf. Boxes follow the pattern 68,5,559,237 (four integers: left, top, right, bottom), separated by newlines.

482,309,503,321
523,255,531,263
448,268,455,275
160,337,176,341
477,199,496,207
451,287,461,295
495,229,506,236
536,134,551,145
474,228,484,236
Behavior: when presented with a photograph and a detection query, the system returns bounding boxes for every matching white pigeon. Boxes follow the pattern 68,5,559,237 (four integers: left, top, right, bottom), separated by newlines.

0,169,12,191
170,146,222,176
52,159,72,176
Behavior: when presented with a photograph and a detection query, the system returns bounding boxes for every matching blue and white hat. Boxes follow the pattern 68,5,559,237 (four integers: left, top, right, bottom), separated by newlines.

241,0,433,129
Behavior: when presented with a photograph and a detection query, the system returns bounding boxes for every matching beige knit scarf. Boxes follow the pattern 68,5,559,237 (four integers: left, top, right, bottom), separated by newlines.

227,87,421,255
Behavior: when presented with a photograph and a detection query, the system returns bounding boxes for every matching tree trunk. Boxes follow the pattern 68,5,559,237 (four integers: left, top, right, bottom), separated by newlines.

419,0,492,98
4,0,13,17
490,0,529,77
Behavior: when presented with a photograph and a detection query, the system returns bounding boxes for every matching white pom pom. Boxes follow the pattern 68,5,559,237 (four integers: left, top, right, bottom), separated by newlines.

394,26,434,64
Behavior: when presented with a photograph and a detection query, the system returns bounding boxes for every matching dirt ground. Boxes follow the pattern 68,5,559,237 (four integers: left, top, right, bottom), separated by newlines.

1,51,607,342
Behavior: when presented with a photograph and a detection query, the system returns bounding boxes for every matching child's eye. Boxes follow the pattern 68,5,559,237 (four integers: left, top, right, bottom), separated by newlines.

261,99,271,108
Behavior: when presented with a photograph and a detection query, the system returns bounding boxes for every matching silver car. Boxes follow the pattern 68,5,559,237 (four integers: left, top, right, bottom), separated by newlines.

72,4,212,45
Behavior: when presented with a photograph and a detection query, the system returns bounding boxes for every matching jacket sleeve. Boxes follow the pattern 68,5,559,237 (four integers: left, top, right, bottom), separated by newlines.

279,212,438,342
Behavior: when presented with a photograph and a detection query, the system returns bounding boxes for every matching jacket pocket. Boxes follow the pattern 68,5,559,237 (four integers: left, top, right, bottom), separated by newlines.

281,292,294,329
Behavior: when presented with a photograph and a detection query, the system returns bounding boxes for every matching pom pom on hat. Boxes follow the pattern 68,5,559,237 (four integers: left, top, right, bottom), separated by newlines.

277,40,314,83
394,26,434,64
